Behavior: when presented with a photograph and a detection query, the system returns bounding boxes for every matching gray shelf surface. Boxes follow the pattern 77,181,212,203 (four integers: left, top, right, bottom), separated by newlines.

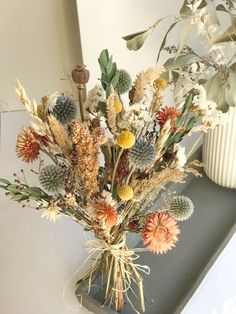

79,172,236,314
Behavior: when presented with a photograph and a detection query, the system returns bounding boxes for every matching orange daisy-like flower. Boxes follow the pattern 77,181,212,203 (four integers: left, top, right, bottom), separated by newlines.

16,127,43,163
157,107,180,132
142,212,180,254
93,202,117,228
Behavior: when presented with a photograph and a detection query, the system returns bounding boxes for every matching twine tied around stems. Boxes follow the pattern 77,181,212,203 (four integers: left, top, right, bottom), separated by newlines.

63,237,150,313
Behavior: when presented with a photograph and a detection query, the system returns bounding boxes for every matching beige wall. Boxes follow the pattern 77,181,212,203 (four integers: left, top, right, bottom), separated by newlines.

0,0,82,112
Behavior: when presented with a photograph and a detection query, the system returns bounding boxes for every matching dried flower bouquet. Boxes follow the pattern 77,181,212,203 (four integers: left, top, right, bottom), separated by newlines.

0,49,224,313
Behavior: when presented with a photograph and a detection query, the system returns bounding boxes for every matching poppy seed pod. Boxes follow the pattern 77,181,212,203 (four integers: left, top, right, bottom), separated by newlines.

71,65,90,85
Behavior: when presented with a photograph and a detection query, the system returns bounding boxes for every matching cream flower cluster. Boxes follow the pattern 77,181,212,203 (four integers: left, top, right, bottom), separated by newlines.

85,84,105,112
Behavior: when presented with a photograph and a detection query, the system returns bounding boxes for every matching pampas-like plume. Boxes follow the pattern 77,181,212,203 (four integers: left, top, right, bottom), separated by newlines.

106,92,117,134
48,115,72,160
71,122,99,196
130,67,164,104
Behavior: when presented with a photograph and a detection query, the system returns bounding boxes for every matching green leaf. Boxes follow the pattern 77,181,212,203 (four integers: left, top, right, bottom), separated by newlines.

83,226,91,232
7,184,20,193
29,195,41,201
11,194,29,201
176,24,194,58
156,20,179,63
25,187,45,198
105,57,113,77
186,116,197,131
108,63,117,82
182,92,194,113
125,28,153,51
0,185,8,190
0,178,11,186
172,132,183,144
98,49,109,68
111,72,120,88
164,54,195,71
98,101,107,115
175,114,185,129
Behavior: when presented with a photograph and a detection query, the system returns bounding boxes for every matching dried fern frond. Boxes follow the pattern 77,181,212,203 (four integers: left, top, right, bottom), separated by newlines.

48,115,72,160
131,67,164,104
71,122,99,196
106,92,117,134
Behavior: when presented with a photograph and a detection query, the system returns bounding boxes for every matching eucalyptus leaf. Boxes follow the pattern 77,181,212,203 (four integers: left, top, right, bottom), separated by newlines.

180,0,193,18
164,54,195,71
204,73,228,112
125,28,153,51
180,0,207,18
225,71,236,107
216,4,228,13
211,25,236,43
230,62,236,72
206,0,220,25
176,24,194,58
122,30,149,41
156,20,179,63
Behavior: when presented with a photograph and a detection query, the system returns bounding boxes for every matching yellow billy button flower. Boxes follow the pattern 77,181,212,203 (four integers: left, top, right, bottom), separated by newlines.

153,77,168,91
117,131,135,149
118,185,134,201
114,100,123,114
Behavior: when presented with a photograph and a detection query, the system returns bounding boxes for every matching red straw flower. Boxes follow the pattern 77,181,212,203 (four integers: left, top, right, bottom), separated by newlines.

157,107,180,132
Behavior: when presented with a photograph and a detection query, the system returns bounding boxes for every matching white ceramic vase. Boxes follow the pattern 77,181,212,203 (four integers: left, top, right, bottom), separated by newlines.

202,107,236,189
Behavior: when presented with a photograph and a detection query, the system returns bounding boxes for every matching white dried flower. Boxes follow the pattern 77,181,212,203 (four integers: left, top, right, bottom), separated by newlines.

173,144,187,169
193,84,217,114
41,203,61,223
85,84,105,112
119,102,154,131
101,190,117,207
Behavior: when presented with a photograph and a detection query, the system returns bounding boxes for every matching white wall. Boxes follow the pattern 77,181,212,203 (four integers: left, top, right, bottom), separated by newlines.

0,0,82,112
